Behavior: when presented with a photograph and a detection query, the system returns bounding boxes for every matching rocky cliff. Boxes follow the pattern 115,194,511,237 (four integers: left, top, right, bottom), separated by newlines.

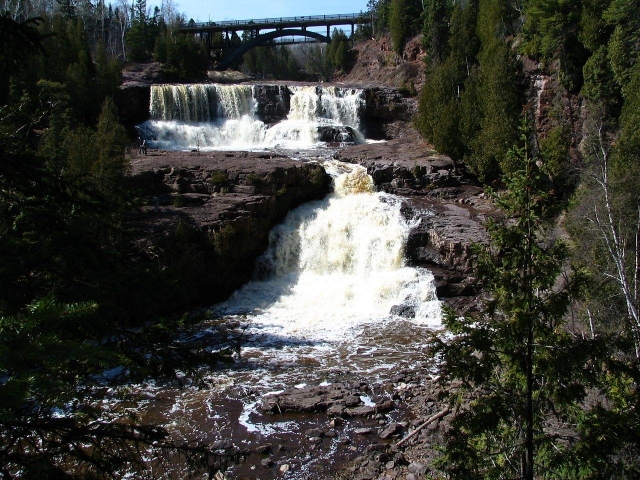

125,151,330,318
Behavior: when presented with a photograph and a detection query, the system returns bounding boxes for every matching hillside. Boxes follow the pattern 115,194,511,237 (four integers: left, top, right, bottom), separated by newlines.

339,35,426,92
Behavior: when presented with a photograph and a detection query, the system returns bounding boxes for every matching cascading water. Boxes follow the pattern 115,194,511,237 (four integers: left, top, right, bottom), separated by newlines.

137,84,366,151
128,82,443,478
215,162,440,350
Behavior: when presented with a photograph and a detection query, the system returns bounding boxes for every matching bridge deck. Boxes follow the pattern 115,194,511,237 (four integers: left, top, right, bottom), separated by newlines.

179,13,371,33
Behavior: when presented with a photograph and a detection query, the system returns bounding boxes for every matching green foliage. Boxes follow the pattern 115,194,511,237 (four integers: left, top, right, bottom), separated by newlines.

390,0,409,56
603,0,640,89
209,171,228,186
417,0,521,182
521,0,589,91
538,124,572,190
155,29,209,81
326,29,351,73
416,58,464,161
0,13,46,103
431,120,594,479
422,0,452,64
246,173,264,186
367,0,393,37
242,45,304,80
126,0,165,62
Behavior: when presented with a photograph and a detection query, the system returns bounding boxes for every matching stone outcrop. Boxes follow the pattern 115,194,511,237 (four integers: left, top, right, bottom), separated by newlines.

126,150,331,314
259,383,394,417
253,84,290,124
360,87,417,140
115,84,150,127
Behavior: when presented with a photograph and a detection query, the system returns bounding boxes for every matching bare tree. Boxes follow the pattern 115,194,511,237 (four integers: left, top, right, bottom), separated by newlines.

577,117,640,357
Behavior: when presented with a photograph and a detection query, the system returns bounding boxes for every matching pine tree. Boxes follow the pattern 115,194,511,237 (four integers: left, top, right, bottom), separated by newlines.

390,0,408,56
431,120,594,479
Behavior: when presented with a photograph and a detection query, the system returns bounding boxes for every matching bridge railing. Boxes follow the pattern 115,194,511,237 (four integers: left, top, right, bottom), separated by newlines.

186,13,370,29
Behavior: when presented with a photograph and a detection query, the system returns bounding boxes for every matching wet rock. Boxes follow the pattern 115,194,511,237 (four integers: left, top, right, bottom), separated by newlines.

317,125,357,143
254,444,271,454
390,304,415,318
253,85,289,123
260,384,350,414
345,395,363,407
212,439,234,450
375,400,395,412
305,428,326,438
346,405,375,417
408,462,427,475
355,428,373,435
261,458,274,467
379,422,402,439
327,405,346,417
259,383,380,415
330,417,344,427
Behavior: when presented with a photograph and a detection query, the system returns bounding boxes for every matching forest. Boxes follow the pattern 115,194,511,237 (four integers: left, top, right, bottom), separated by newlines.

1,0,640,478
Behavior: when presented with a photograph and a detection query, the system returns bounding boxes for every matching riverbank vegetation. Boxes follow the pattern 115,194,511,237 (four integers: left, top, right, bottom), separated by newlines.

369,0,640,477
0,5,240,477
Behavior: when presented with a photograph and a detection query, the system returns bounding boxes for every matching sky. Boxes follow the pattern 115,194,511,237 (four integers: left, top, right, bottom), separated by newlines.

169,0,370,23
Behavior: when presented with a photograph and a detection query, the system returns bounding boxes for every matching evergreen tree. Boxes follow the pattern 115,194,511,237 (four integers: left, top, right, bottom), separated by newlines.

326,28,351,73
422,0,452,65
390,0,409,55
431,120,593,479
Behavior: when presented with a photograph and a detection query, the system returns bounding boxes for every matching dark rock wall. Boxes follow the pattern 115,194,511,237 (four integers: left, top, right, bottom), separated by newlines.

115,84,150,127
126,152,331,319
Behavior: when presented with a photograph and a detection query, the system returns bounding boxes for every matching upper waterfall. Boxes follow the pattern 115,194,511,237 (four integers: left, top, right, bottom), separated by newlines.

150,84,255,122
137,83,367,151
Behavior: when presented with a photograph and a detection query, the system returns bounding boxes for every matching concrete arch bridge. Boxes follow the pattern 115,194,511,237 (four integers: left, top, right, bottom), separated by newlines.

178,13,373,70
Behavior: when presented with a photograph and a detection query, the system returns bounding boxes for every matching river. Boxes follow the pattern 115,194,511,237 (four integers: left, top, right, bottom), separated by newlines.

131,83,443,479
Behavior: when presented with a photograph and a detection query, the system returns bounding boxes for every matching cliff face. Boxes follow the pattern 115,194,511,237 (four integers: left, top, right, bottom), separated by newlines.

125,151,331,318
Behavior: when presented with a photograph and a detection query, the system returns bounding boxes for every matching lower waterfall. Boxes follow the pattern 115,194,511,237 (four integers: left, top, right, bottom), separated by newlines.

128,160,442,480
213,162,441,369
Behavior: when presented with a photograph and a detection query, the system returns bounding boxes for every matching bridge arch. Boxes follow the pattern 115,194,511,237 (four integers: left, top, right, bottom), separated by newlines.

216,29,330,70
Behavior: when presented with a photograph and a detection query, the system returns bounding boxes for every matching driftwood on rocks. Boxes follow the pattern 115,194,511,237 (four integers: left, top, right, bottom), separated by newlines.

396,408,451,447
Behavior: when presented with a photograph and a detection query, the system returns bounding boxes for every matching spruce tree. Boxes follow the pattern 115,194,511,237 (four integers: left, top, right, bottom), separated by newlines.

431,120,594,479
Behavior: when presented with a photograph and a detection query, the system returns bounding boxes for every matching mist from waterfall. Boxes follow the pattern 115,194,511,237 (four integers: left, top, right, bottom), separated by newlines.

137,84,366,151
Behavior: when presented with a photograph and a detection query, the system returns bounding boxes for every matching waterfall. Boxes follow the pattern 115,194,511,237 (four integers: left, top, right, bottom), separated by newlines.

149,84,255,121
215,162,441,343
139,84,366,151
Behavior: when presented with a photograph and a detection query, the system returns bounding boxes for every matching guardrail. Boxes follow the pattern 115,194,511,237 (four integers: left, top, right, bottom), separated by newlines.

185,13,370,29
